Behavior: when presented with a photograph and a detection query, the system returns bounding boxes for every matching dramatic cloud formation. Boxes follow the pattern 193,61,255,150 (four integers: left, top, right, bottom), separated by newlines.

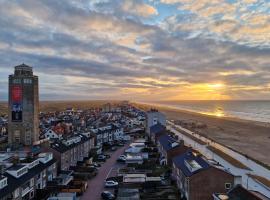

0,0,269,101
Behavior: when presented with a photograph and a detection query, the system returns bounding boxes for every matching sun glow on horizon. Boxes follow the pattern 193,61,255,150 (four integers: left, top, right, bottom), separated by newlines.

201,108,225,118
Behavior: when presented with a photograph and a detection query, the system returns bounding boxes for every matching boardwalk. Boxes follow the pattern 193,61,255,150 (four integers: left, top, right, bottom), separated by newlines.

81,144,128,200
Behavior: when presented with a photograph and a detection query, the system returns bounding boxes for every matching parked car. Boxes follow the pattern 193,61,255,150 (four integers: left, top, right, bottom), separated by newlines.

104,154,111,159
111,146,117,151
117,142,124,147
117,157,126,163
119,155,126,159
101,191,115,200
97,155,106,161
105,180,118,188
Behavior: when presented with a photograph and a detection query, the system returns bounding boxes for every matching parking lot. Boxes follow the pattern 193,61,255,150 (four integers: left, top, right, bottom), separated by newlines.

80,143,128,200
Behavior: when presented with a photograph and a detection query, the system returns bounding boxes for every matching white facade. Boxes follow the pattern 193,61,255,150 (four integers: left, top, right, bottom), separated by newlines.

146,110,166,136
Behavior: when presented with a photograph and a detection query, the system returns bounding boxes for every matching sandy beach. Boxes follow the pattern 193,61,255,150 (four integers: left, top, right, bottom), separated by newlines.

134,102,270,167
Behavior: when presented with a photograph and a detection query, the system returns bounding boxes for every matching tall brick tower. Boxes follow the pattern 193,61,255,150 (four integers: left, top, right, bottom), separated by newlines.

8,64,39,146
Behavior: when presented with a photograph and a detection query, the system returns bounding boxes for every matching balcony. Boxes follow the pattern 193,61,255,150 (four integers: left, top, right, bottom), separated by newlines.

22,186,32,197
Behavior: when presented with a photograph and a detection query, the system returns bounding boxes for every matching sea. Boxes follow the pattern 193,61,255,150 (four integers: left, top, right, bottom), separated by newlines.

148,100,270,123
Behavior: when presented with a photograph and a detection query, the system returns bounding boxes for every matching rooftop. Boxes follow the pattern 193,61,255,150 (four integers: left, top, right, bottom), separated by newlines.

0,158,56,198
214,185,268,200
7,164,26,171
172,150,210,177
150,123,166,135
158,134,179,151
14,63,33,76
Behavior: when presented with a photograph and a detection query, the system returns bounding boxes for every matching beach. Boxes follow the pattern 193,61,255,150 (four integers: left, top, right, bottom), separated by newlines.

134,102,270,167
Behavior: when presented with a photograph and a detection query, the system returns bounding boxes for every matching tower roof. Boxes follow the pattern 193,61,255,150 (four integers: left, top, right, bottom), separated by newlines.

15,63,32,70
14,63,33,76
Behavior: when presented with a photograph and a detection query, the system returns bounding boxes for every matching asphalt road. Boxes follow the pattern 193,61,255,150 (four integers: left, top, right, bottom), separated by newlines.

81,144,128,200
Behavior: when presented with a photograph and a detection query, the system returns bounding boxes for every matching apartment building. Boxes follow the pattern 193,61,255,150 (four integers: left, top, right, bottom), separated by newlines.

48,133,94,171
172,151,235,200
213,184,269,200
0,152,57,200
91,124,124,147
146,109,166,137
157,134,188,166
150,123,166,144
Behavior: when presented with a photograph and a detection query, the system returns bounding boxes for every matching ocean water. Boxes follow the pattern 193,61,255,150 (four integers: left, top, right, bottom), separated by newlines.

151,100,270,123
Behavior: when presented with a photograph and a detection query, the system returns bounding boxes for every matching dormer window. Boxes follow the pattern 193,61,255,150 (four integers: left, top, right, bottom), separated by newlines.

6,165,28,178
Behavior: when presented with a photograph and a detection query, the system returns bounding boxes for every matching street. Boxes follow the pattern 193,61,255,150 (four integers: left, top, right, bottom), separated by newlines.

81,144,128,200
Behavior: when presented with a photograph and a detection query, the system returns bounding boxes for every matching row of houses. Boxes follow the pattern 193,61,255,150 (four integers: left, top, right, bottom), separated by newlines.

90,124,124,147
0,104,144,200
44,132,95,171
146,109,268,200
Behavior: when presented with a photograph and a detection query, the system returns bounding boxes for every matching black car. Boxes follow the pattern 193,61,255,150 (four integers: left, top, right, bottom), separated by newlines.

101,191,115,200
117,157,126,163
117,143,124,147
104,154,111,159
97,155,106,162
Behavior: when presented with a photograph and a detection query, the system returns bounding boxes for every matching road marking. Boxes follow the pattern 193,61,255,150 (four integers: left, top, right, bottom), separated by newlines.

106,167,114,179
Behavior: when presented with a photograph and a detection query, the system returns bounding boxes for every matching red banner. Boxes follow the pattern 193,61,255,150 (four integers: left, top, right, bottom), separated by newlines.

12,85,22,103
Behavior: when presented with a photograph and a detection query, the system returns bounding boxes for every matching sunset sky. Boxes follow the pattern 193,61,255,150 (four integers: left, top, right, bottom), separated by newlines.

0,0,270,101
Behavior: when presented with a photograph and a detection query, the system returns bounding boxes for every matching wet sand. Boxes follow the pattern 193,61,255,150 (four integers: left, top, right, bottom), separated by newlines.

134,102,270,167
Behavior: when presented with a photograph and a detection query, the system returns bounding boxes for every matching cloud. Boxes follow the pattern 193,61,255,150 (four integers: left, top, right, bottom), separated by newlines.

121,0,158,17
0,0,270,101
161,0,270,48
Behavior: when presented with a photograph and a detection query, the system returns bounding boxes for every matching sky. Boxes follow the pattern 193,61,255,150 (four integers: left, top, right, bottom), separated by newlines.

0,0,270,101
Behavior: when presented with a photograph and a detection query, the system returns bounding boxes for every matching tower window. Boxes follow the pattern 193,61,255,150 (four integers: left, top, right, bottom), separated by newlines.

13,79,21,84
24,79,32,84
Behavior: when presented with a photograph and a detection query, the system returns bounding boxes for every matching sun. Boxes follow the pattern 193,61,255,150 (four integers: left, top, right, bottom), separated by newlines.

207,83,225,89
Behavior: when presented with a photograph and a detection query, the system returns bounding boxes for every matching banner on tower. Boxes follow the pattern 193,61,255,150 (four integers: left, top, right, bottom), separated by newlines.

12,103,22,122
12,85,22,102
11,86,22,122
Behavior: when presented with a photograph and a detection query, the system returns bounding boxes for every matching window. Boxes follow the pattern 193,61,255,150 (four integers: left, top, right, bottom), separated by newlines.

30,190,34,199
0,178,7,189
225,183,231,190
30,178,34,187
14,188,20,198
23,78,32,84
14,130,20,143
13,79,21,84
17,167,28,177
